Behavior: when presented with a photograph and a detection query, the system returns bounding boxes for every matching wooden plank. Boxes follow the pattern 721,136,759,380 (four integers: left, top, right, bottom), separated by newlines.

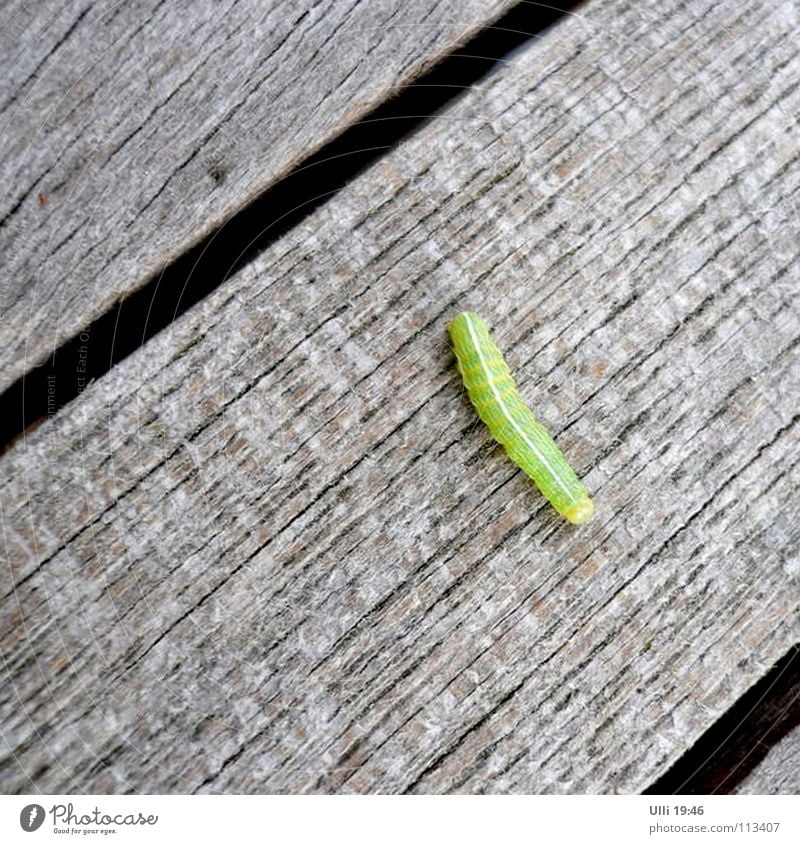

734,728,800,794
644,644,800,793
0,0,515,395
2,0,799,793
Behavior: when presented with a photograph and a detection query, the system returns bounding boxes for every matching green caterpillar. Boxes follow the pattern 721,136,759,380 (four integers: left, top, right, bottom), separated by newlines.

448,311,594,525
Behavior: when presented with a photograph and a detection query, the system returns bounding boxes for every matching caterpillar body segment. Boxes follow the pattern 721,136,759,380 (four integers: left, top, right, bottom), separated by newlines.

448,311,593,525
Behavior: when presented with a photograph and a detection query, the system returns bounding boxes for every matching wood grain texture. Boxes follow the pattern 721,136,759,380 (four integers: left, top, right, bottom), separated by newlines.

735,728,800,794
2,0,799,793
0,0,514,394
644,643,800,793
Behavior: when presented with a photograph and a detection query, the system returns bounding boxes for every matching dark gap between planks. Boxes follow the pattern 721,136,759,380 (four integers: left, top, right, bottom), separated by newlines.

0,1,582,451
645,644,800,794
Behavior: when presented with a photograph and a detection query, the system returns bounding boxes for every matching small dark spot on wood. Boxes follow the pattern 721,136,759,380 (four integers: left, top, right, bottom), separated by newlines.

670,467,686,484
209,165,227,185
37,193,48,206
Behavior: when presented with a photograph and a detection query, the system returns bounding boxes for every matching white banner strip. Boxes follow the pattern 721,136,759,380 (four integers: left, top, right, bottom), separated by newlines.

2,795,798,843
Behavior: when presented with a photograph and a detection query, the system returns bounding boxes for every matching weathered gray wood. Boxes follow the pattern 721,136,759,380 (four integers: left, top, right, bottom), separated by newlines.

0,0,514,394
734,729,800,794
2,0,799,793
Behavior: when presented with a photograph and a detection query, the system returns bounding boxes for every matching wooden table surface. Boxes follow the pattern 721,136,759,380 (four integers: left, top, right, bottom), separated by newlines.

1,0,798,794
